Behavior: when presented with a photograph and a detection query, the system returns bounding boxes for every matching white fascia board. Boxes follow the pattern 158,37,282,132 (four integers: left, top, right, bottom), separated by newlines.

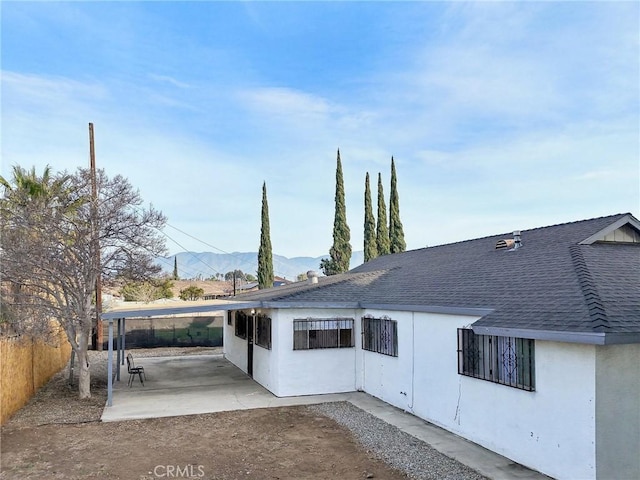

579,214,640,245
471,326,640,345
259,301,360,309
101,302,237,320
362,303,493,317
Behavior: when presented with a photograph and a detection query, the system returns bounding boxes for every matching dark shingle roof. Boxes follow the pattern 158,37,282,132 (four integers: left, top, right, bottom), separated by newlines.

234,213,640,342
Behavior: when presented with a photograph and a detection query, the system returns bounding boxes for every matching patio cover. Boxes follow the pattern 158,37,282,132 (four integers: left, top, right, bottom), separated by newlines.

101,300,254,406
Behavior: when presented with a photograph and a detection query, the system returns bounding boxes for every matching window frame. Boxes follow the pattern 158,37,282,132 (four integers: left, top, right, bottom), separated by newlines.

255,314,272,350
234,311,247,339
457,328,535,391
361,316,398,357
293,318,354,350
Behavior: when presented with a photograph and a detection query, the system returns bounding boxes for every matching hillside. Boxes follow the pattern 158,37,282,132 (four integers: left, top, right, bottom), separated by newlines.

157,251,365,281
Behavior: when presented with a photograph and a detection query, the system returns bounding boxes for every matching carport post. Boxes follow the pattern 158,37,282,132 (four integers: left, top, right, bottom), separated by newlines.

107,319,114,407
116,318,121,382
121,318,126,364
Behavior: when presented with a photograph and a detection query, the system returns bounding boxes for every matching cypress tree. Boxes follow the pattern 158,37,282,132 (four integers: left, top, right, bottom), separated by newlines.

363,172,377,262
322,149,352,275
376,172,390,255
389,157,406,253
172,256,179,280
258,182,274,289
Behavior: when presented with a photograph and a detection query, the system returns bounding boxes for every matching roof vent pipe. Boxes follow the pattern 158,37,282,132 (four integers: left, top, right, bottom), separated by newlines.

307,270,318,284
512,230,522,249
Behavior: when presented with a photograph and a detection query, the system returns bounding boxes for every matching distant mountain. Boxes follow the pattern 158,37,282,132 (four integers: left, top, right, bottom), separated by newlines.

157,251,365,281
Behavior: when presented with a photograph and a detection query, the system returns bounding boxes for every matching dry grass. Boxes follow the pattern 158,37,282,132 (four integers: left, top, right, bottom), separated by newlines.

3,347,220,428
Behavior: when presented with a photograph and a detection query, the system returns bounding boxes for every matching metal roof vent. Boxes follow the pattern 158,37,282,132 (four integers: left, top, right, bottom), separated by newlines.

307,270,318,284
510,230,522,250
495,239,515,250
495,231,522,250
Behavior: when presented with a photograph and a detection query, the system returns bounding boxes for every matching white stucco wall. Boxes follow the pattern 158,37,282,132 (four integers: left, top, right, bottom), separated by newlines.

596,343,640,479
453,341,597,480
222,305,619,480
223,311,248,373
356,311,599,480
359,309,414,411
251,340,275,392
223,309,278,391
272,308,358,397
407,312,598,480
250,309,279,393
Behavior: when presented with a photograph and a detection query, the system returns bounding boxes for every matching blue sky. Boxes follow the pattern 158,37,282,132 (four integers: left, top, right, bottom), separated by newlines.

2,1,638,260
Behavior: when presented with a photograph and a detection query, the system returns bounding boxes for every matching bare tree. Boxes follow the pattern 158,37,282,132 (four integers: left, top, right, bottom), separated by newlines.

119,279,174,303
1,167,166,398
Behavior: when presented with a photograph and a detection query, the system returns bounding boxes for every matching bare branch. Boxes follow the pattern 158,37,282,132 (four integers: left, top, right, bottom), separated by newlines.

1,166,167,397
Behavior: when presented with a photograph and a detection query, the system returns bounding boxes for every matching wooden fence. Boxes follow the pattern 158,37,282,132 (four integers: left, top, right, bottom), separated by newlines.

0,328,71,424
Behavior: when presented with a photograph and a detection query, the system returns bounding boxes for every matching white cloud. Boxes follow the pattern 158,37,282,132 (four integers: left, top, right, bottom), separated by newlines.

148,73,192,89
2,2,638,259
238,87,332,123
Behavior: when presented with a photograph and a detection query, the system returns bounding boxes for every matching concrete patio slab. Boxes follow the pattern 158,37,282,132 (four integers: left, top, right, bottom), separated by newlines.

101,354,549,480
101,354,356,422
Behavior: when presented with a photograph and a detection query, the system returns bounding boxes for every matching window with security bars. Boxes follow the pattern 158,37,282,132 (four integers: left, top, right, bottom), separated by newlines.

293,318,354,350
255,314,271,350
457,328,535,391
362,317,398,357
235,311,247,339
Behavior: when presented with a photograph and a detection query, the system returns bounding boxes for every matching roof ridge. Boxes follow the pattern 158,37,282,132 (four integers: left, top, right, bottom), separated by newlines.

570,245,610,332
525,212,628,232
295,269,388,291
233,269,388,301
404,213,630,252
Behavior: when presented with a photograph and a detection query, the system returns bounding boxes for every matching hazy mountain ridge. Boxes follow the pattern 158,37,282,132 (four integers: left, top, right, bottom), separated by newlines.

158,251,365,280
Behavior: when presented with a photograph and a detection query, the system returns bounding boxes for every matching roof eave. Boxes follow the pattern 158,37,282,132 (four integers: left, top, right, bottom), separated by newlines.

101,301,236,320
361,303,493,317
471,326,640,345
578,213,640,245
259,301,360,309
225,301,492,317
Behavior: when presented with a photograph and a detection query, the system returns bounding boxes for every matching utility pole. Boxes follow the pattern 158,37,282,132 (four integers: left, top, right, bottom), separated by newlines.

89,123,103,351
233,271,237,296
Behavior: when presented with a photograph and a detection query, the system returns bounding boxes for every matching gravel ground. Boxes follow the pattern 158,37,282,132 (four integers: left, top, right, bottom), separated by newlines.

309,402,486,480
5,347,486,479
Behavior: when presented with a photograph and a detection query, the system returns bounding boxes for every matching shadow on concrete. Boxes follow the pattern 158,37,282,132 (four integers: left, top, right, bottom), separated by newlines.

102,355,355,422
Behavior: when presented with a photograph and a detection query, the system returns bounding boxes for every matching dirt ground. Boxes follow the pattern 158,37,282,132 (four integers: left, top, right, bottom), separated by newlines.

1,348,407,480
1,407,408,480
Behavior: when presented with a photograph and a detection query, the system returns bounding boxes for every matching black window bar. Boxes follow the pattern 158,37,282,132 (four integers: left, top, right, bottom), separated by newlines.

235,311,247,339
293,318,354,350
457,328,535,391
362,317,398,357
255,314,272,350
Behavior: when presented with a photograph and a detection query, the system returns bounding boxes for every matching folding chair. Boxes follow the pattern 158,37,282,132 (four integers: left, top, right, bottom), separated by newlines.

126,353,145,387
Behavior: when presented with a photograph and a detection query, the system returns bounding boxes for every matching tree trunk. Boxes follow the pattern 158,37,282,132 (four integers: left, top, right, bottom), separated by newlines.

77,331,91,399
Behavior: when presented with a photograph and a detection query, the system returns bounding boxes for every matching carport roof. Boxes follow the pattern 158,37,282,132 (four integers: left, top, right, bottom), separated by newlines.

102,299,259,407
101,300,246,320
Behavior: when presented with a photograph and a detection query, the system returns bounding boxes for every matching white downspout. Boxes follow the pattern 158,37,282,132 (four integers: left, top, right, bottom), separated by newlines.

409,311,415,412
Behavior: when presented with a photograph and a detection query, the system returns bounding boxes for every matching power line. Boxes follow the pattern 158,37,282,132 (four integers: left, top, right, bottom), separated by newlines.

157,228,222,277
165,223,233,255
125,203,223,278
132,204,298,280
163,222,296,280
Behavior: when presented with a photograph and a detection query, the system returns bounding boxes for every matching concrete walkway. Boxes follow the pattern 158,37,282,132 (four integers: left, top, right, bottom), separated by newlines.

101,354,549,480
